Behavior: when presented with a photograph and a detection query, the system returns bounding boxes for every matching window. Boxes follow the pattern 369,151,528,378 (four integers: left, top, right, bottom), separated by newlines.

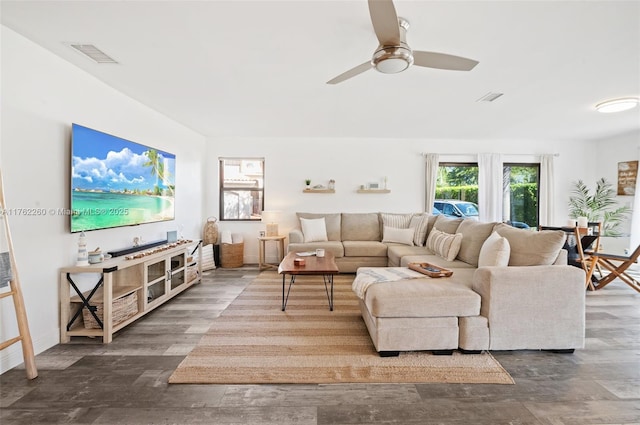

435,161,540,228
219,158,264,221
503,163,539,229
435,163,479,202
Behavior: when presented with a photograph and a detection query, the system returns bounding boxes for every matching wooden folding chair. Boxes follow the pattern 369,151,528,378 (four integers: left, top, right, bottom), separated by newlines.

588,244,640,293
574,222,602,291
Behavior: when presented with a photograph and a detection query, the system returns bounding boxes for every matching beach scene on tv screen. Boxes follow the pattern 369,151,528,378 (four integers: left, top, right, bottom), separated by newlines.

71,124,175,232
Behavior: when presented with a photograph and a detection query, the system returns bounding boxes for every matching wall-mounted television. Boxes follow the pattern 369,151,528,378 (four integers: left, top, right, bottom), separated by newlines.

71,124,176,233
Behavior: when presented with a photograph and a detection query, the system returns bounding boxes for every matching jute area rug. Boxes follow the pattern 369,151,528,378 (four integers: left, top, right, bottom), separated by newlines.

169,271,514,385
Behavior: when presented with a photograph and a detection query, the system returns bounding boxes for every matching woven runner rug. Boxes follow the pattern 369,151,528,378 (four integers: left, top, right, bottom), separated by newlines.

169,271,514,384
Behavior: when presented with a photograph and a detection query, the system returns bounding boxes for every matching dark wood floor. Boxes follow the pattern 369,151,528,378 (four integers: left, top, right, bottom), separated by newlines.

1,266,639,424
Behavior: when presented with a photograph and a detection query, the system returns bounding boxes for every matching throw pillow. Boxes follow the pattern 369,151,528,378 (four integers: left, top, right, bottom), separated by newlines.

382,226,415,246
409,213,430,246
478,231,511,267
300,217,328,243
426,229,463,261
380,212,413,229
494,223,566,266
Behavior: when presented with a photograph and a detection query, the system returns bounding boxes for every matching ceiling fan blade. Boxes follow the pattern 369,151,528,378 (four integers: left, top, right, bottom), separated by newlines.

368,0,400,45
327,61,372,85
413,51,479,71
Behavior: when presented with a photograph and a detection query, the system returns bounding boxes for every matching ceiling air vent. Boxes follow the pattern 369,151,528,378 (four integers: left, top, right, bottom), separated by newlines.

477,92,504,102
68,44,118,64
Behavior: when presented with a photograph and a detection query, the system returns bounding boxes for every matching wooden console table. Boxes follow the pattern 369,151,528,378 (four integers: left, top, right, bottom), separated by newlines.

59,240,202,343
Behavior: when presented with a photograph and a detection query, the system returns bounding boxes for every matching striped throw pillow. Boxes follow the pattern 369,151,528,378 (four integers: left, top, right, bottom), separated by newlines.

380,213,413,229
426,229,463,262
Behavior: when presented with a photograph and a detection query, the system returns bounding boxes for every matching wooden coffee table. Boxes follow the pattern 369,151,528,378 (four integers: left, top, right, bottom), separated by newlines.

277,251,339,311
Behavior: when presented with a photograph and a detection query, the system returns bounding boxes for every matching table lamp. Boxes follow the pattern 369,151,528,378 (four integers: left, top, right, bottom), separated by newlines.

261,210,280,237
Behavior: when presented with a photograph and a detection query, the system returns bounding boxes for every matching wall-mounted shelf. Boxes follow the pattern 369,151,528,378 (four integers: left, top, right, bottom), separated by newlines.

303,188,335,193
357,189,390,194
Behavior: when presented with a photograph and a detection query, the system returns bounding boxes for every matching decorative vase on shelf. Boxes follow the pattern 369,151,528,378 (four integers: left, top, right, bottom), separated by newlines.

305,180,311,189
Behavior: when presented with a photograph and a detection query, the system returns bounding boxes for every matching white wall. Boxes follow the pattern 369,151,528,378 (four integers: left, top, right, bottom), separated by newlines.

205,137,596,264
0,27,206,373
594,130,640,250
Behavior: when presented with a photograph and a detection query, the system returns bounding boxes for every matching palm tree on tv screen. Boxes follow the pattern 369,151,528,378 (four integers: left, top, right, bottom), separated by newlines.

143,149,173,196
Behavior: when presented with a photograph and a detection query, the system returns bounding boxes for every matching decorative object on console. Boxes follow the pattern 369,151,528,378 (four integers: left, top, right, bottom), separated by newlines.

167,230,178,243
76,231,89,266
88,248,104,264
305,179,311,188
123,239,193,260
261,210,281,237
108,239,168,258
577,216,589,229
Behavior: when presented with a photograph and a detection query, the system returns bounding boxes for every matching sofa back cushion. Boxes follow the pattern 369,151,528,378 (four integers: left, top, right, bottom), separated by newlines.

341,213,381,241
432,214,464,234
297,213,341,241
494,223,566,266
455,219,497,266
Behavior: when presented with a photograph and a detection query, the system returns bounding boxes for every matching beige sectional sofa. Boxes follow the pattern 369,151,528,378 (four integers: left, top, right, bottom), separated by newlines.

288,212,586,355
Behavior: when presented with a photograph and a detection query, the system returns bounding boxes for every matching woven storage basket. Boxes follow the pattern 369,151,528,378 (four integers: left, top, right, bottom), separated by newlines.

83,292,138,329
220,242,244,268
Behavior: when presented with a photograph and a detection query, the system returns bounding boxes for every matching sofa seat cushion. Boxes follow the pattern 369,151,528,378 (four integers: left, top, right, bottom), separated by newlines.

287,241,345,258
385,244,431,267
343,241,387,257
364,278,480,318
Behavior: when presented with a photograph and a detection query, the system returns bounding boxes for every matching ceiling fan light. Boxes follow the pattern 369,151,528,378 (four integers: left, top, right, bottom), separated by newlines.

372,46,413,74
595,97,639,113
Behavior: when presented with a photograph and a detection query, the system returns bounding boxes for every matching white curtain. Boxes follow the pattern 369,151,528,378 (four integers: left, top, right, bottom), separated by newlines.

631,149,640,250
478,153,503,222
539,154,555,226
424,153,439,213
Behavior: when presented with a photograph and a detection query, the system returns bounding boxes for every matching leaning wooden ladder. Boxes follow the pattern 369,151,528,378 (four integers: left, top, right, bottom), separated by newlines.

0,170,37,379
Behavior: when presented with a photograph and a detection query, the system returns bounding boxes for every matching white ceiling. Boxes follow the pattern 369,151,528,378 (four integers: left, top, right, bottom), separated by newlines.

2,0,639,141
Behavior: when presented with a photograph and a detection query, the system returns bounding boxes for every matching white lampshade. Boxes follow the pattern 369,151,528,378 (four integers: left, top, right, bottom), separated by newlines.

261,210,280,237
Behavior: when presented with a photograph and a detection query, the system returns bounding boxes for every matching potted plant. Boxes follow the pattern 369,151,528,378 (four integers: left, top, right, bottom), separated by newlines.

568,178,631,236
305,179,311,189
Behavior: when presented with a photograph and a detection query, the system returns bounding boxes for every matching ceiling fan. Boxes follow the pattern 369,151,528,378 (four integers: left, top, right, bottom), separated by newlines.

327,0,479,84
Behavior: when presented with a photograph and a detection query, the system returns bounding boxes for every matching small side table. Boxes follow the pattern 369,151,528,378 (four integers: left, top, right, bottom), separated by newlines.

258,235,286,271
